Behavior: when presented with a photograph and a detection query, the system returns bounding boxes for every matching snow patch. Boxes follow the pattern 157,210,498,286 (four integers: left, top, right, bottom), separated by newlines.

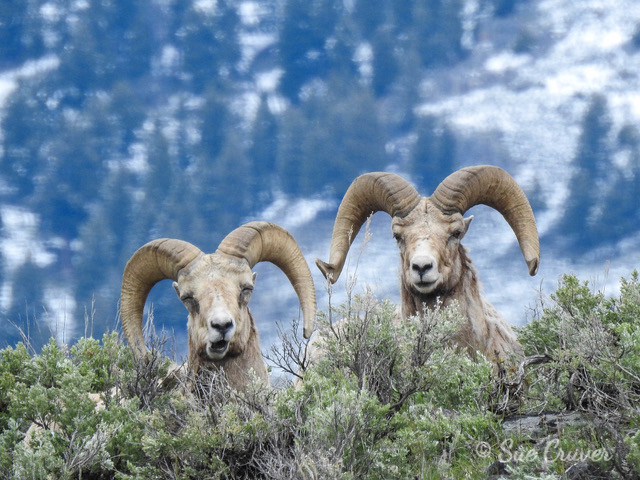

43,288,77,346
193,0,217,15
544,64,613,97
0,56,59,110
255,69,282,93
250,192,336,230
485,52,531,73
0,207,55,273
0,207,56,312
238,1,266,26
354,42,373,80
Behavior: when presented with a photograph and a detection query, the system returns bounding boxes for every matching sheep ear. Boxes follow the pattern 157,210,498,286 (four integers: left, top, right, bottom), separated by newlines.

461,215,473,238
252,272,257,284
173,281,180,297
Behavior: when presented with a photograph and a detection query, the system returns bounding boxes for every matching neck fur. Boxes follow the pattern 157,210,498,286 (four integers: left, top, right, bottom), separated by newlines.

188,313,269,391
399,251,522,361
401,248,479,318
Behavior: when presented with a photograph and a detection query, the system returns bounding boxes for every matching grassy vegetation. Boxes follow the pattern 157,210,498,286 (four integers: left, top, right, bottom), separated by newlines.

0,272,639,479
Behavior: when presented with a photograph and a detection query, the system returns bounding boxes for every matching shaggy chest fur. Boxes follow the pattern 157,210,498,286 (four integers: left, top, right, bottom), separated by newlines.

400,252,522,361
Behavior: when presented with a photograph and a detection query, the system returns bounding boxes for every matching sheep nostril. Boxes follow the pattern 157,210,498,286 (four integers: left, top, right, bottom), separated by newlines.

412,262,433,276
211,320,233,333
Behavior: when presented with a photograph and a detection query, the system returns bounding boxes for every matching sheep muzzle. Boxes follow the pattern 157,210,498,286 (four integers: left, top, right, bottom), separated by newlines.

201,316,236,359
205,339,230,359
404,239,443,294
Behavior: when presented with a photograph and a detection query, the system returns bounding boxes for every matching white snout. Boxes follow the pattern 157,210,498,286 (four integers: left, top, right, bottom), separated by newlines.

205,307,236,359
408,248,441,294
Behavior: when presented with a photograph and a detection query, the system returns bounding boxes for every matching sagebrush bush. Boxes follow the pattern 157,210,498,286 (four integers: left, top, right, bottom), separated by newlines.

517,272,640,415
514,271,640,477
0,272,638,478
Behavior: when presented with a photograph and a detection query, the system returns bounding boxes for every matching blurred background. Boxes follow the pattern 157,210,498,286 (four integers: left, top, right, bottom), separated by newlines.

1,0,639,363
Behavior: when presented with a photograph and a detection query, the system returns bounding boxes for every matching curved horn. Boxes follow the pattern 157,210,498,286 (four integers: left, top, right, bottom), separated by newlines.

120,239,203,358
430,165,540,275
216,221,316,339
316,172,422,283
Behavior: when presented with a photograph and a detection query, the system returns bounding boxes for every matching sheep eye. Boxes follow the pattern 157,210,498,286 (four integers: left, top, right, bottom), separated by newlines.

449,229,464,243
239,286,253,304
181,295,199,312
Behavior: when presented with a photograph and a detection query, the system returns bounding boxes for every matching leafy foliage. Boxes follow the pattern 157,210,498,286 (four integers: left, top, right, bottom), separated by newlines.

1,271,637,478
514,271,640,477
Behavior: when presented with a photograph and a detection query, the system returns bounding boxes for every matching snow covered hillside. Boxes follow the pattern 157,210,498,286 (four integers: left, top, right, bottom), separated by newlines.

0,0,639,360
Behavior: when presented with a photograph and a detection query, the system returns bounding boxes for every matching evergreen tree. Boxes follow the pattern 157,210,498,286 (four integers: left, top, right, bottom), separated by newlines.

56,0,156,98
0,0,45,68
174,0,241,93
0,0,27,67
109,81,148,152
199,91,230,161
249,98,279,201
560,95,613,249
142,123,179,239
208,133,252,234
353,0,386,38
409,115,456,192
577,95,612,175
371,28,399,97
491,0,525,17
390,43,422,132
278,0,332,101
323,85,388,193
276,108,306,196
593,124,640,243
6,258,47,348
31,112,107,244
0,81,55,200
93,0,155,81
310,0,341,39
391,0,413,34
73,167,136,326
278,83,388,196
632,25,640,50
324,15,359,80
412,0,466,67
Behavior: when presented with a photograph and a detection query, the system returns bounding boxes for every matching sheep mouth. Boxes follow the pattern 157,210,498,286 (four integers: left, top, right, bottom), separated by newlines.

206,340,229,357
413,280,438,292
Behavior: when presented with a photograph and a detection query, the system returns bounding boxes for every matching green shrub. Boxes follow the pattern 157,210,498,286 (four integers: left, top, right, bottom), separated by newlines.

70,332,121,392
517,272,640,413
0,272,638,478
515,271,640,476
0,342,32,430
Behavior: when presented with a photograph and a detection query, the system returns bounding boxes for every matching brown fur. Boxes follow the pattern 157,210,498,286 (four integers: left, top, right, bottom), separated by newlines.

190,318,268,391
394,199,523,361
176,255,268,392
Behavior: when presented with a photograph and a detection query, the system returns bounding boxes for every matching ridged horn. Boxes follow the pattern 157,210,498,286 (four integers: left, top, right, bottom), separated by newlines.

216,221,316,339
120,239,203,358
430,165,540,275
316,172,422,283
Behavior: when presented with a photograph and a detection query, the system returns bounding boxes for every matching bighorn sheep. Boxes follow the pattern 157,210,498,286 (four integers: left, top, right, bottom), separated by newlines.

120,221,316,391
316,165,540,362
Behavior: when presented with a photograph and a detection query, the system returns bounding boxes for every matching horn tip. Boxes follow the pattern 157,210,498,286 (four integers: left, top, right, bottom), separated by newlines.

303,324,313,339
527,257,540,276
128,338,148,362
315,258,338,283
